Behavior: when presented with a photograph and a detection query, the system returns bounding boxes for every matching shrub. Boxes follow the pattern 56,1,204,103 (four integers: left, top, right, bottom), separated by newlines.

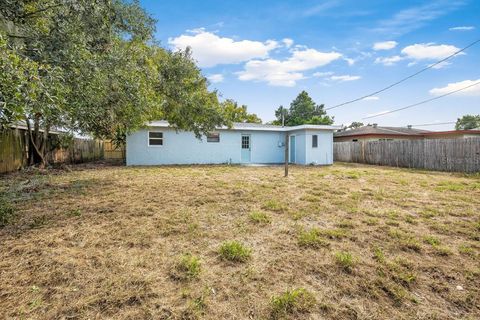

271,288,316,319
249,211,271,224
219,241,251,262
172,254,201,280
334,251,356,271
0,197,15,227
298,228,329,248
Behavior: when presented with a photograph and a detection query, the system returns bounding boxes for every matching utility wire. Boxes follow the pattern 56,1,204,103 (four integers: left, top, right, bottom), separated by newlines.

362,81,480,120
326,38,480,111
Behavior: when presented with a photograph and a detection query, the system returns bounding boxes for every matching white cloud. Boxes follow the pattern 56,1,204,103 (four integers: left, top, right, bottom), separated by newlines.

207,74,224,83
313,71,334,77
237,48,342,87
282,38,294,48
449,26,475,31
344,57,355,65
430,61,451,69
330,75,361,82
373,2,465,36
429,79,480,96
374,55,404,66
401,43,461,60
375,43,461,67
373,41,398,50
169,29,279,68
362,96,380,101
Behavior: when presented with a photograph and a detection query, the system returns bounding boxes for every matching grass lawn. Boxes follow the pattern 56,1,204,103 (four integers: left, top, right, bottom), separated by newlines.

0,162,479,319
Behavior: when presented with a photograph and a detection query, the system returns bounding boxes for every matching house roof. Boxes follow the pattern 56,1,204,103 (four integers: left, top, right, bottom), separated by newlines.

422,130,480,136
334,125,431,137
147,121,339,132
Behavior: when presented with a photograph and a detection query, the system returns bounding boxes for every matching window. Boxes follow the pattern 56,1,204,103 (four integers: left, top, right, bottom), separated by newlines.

148,131,163,146
352,139,358,142
312,135,318,148
241,135,250,149
207,132,220,143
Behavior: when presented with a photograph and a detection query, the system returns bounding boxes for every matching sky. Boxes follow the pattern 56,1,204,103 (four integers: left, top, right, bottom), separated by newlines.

140,0,479,130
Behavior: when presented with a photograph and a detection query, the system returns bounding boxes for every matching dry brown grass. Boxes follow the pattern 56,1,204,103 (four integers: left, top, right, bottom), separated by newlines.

0,162,479,319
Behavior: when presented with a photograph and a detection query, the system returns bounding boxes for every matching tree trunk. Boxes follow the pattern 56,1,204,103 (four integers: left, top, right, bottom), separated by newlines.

25,115,47,168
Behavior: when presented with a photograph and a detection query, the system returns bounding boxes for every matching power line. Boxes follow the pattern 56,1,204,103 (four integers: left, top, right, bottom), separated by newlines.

362,81,480,120
325,38,480,111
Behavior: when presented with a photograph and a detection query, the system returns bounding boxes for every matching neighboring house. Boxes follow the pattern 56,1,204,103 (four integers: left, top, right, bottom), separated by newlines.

126,121,338,166
422,130,480,139
334,124,480,142
334,124,430,142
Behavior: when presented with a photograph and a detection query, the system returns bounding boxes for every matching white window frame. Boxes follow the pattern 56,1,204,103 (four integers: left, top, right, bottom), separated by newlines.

148,131,164,147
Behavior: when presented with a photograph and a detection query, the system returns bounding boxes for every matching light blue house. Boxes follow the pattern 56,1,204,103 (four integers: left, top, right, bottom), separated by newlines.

126,121,338,166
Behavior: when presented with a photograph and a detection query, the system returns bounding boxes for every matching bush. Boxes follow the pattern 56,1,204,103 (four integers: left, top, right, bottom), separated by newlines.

219,241,251,262
271,288,316,319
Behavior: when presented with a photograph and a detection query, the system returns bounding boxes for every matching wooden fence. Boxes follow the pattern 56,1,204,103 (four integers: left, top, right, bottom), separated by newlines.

104,140,125,161
333,138,480,173
0,128,104,174
0,128,28,174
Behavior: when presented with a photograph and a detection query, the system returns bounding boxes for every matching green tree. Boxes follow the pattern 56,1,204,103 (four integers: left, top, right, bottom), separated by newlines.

0,0,228,165
455,114,480,130
222,99,262,123
273,91,333,126
347,122,364,130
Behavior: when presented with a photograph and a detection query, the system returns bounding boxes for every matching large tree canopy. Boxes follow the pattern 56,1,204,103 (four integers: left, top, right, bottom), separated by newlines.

221,99,262,124
273,91,333,126
455,114,480,130
0,0,229,165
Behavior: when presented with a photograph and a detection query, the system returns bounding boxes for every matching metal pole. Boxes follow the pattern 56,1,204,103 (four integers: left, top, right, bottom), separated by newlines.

284,132,289,177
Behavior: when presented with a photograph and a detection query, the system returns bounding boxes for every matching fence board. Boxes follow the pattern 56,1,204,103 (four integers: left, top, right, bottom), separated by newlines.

334,138,480,173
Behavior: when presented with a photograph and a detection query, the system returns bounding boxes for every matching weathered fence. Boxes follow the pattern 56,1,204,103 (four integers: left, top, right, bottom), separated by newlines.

0,128,28,173
0,128,104,174
334,138,480,173
104,140,125,161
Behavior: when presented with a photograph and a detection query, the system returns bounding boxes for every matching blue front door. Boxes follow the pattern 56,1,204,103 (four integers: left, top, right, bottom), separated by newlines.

289,135,296,163
241,135,251,163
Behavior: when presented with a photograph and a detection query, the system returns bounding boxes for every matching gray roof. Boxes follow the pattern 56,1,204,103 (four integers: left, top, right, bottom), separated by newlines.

231,122,283,129
334,125,431,137
148,120,339,132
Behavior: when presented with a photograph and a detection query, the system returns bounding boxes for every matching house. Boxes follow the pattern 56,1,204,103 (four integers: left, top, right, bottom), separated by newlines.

126,121,338,166
421,130,480,139
334,124,480,142
334,124,430,142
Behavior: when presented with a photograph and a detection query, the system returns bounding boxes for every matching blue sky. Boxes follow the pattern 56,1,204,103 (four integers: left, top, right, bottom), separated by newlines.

140,0,479,130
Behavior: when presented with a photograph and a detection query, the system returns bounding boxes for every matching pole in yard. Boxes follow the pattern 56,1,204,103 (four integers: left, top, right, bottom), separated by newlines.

284,132,289,177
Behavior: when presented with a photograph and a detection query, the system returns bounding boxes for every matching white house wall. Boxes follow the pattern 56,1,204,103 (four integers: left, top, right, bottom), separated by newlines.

126,127,334,166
